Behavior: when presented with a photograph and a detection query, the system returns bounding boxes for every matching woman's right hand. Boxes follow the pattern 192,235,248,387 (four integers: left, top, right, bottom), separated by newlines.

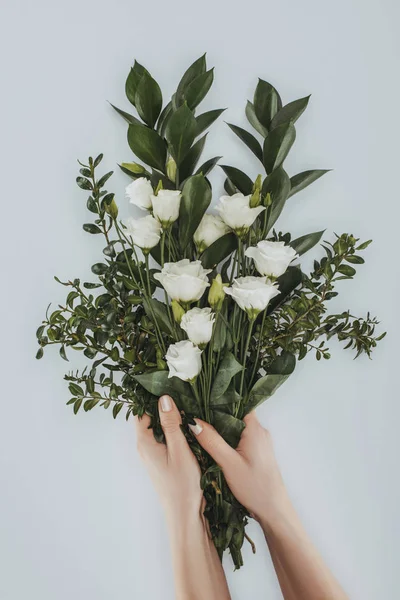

189,411,289,527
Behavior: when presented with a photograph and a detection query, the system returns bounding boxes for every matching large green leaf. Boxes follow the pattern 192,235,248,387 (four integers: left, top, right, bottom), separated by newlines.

134,370,198,413
289,169,330,198
245,352,296,413
253,79,282,130
211,352,243,402
201,233,238,269
270,95,310,130
245,101,268,137
175,54,206,106
125,60,149,106
134,72,163,128
267,266,302,314
165,103,198,165
184,69,214,110
156,101,173,137
195,156,222,177
179,175,211,248
291,230,324,256
212,411,245,448
179,134,207,181
143,297,174,336
110,103,141,126
219,165,253,195
196,108,226,135
227,123,263,162
263,121,296,173
127,123,167,172
263,167,291,230
211,380,240,407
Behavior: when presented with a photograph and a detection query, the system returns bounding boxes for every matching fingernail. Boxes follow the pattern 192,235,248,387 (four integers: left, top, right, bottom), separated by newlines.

160,395,172,412
189,419,203,436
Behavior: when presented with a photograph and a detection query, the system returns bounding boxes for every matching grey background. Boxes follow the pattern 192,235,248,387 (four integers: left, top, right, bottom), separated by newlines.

0,0,399,598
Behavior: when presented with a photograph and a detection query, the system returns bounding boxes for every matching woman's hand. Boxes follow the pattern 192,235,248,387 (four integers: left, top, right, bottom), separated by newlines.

136,393,203,524
189,411,288,526
135,395,231,600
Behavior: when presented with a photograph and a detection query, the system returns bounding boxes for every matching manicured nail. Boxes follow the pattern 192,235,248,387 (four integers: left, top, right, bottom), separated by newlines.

160,395,172,412
189,419,203,436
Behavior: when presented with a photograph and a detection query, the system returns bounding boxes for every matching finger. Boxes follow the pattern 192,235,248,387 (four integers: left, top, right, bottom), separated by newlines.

243,410,259,426
134,413,157,446
189,419,241,472
158,395,187,452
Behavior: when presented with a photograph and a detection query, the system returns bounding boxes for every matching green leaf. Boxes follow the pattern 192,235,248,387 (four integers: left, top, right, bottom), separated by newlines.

356,239,372,251
201,233,238,269
338,265,356,277
195,156,222,177
219,165,253,195
59,346,68,361
196,108,226,135
156,101,173,137
69,382,84,396
143,297,174,336
253,79,282,130
346,255,365,264
91,263,108,275
134,72,163,128
270,96,310,130
263,121,296,173
212,411,245,448
175,54,207,107
134,371,198,413
291,230,324,256
36,347,44,359
97,171,113,188
127,123,167,172
263,167,291,230
165,103,198,165
110,103,141,126
267,266,303,314
125,60,149,106
246,352,296,413
289,170,330,198
76,177,92,191
179,175,211,248
73,398,83,414
184,69,214,110
245,101,268,137
226,123,263,162
179,134,208,181
211,352,243,402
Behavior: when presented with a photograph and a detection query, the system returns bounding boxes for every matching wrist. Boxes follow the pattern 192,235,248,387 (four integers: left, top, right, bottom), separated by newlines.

256,490,296,534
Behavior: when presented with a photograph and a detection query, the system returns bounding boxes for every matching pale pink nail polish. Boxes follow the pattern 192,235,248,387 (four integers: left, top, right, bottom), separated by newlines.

160,395,172,412
189,420,203,436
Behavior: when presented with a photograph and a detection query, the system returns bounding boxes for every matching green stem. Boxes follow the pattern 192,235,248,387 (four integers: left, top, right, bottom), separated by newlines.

239,317,255,398
249,310,266,388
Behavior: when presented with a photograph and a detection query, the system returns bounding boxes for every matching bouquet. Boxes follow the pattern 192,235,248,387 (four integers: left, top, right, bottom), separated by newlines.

36,55,385,568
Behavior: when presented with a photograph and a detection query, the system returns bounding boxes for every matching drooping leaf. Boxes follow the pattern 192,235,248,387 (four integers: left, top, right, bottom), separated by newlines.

219,165,253,195
195,156,222,177
289,169,330,198
201,233,238,269
109,103,141,126
179,134,207,181
226,123,263,162
125,60,149,106
253,79,282,130
245,101,268,137
245,351,296,413
291,230,324,256
127,123,167,172
196,108,226,135
211,352,243,402
134,72,163,128
134,371,197,413
263,121,296,173
179,174,211,248
270,95,310,130
262,167,291,230
212,411,245,448
165,103,198,165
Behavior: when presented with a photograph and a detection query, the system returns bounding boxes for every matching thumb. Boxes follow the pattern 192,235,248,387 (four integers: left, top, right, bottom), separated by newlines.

189,418,241,472
158,395,186,452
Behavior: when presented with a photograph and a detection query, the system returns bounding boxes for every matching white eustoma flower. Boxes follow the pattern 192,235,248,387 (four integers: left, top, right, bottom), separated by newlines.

154,259,212,303
166,340,202,382
151,189,182,226
245,240,298,278
224,276,280,317
180,307,215,347
125,177,153,210
216,193,265,233
194,214,230,252
124,215,161,250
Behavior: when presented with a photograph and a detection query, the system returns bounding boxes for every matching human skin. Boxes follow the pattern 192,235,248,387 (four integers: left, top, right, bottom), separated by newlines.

136,395,348,600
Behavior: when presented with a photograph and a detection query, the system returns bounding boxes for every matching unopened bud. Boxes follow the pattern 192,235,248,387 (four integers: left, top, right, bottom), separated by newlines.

263,192,272,207
121,162,146,174
208,274,225,311
171,299,185,324
105,197,119,219
166,157,177,182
